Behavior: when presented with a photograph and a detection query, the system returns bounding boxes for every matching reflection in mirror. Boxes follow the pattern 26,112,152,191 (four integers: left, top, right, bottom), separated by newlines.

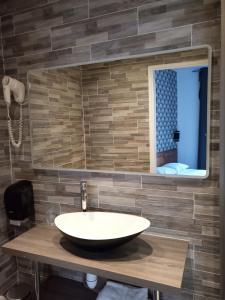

29,47,210,177
149,63,208,177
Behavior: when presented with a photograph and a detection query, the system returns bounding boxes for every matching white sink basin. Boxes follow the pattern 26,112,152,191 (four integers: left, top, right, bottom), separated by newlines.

55,212,150,251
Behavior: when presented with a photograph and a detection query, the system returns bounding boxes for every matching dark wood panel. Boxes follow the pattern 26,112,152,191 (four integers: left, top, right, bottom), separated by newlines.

91,27,191,60
192,19,221,50
0,0,48,16
27,276,97,300
51,9,138,50
41,280,96,300
220,0,225,299
157,149,177,167
3,30,51,59
138,0,220,34
1,1,88,37
89,0,151,17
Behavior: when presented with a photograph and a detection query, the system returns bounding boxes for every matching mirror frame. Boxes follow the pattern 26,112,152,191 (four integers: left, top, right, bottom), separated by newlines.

28,45,212,179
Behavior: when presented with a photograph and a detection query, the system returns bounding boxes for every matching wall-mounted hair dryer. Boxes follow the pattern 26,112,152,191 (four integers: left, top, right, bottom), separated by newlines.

2,76,25,148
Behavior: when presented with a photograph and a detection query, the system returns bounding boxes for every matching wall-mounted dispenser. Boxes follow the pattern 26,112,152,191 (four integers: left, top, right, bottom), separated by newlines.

4,180,34,224
4,180,34,299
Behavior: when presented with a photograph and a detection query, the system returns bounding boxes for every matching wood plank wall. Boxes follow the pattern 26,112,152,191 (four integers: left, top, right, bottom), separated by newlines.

0,0,222,299
29,68,86,169
0,33,17,293
220,0,225,299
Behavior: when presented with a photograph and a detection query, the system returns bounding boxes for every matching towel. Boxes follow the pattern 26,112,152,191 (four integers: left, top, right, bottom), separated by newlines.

96,281,148,300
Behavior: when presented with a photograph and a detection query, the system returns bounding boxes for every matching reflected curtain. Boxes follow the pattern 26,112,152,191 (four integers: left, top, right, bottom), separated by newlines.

198,67,208,169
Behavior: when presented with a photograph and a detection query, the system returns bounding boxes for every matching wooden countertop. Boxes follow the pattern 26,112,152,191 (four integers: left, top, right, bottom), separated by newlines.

2,225,188,291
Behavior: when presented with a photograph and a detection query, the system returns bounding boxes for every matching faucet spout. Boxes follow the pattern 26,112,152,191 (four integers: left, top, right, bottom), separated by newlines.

80,181,87,212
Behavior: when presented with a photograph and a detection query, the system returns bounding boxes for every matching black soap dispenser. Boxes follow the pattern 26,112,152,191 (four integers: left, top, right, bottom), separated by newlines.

4,180,34,223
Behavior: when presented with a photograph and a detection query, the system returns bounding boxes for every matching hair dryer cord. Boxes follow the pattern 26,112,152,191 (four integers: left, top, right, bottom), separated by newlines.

7,104,23,148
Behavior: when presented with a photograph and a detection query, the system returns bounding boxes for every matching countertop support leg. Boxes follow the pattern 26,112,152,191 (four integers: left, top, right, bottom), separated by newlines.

34,261,40,300
156,290,161,300
153,290,161,300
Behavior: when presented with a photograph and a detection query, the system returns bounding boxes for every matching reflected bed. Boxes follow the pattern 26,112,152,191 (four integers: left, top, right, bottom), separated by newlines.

157,163,206,177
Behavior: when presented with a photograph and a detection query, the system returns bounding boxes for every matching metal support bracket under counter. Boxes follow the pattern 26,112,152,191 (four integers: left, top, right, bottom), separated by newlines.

2,224,189,296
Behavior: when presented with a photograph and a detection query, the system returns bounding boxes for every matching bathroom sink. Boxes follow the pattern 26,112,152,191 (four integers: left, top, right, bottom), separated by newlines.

55,212,150,251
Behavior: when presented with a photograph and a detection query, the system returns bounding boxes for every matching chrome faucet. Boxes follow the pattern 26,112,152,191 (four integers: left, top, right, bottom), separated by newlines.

80,181,87,212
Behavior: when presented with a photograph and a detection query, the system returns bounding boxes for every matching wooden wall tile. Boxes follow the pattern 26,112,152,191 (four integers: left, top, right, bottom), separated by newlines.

194,295,220,300
194,251,220,274
35,201,60,224
192,19,221,51
194,193,219,221
82,58,149,172
4,46,91,76
13,0,88,35
0,41,17,292
1,15,14,38
30,68,86,169
91,26,191,60
3,30,51,58
0,271,17,295
193,270,221,298
89,0,151,17
52,9,138,49
138,0,220,34
0,0,48,16
98,203,142,215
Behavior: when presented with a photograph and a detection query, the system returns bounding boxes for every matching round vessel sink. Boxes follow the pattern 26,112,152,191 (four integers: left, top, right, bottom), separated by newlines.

55,212,150,251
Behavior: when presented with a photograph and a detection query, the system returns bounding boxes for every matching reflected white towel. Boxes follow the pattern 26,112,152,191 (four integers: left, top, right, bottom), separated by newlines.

96,281,148,300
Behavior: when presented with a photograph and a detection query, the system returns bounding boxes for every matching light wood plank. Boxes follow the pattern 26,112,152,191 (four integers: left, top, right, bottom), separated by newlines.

2,224,188,292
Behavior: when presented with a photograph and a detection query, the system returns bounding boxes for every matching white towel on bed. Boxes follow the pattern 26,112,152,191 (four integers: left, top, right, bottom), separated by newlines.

96,281,148,300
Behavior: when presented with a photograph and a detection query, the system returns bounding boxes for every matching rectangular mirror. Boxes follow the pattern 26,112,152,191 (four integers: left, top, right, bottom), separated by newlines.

29,46,211,177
